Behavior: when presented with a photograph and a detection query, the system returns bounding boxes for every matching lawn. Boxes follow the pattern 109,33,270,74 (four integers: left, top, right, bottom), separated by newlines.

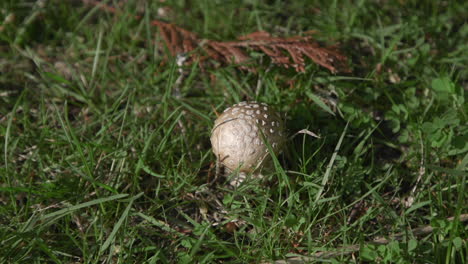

1,0,467,263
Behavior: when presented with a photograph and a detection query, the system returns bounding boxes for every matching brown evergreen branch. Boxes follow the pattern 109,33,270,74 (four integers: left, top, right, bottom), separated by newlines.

151,20,199,55
206,31,349,73
82,0,350,73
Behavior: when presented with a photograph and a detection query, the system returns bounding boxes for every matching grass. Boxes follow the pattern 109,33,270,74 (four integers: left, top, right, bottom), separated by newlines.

1,0,467,263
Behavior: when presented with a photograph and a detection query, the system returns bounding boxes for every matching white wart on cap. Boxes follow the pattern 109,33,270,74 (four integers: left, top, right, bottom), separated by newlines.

210,101,285,174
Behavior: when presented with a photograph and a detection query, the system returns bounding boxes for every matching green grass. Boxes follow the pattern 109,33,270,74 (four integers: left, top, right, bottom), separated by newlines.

1,0,467,263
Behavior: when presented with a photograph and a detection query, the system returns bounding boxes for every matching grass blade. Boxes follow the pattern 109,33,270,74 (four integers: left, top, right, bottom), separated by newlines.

41,194,129,221
100,192,143,252
315,122,348,202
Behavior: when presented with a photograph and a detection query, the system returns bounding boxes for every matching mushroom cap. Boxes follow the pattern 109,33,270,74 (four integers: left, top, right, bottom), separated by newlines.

210,101,285,173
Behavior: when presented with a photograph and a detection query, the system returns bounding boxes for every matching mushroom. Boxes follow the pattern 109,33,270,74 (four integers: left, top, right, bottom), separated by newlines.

210,101,286,185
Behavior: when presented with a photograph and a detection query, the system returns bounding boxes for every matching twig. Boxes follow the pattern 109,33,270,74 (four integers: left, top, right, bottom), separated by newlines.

173,53,189,99
266,214,468,263
172,53,190,159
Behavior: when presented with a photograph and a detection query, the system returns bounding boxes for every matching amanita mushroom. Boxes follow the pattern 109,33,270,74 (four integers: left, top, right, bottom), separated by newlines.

210,101,286,185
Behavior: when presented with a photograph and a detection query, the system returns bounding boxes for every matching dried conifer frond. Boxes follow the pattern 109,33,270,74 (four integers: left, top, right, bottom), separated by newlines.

203,31,349,73
151,20,199,55
150,22,349,73
82,1,350,73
